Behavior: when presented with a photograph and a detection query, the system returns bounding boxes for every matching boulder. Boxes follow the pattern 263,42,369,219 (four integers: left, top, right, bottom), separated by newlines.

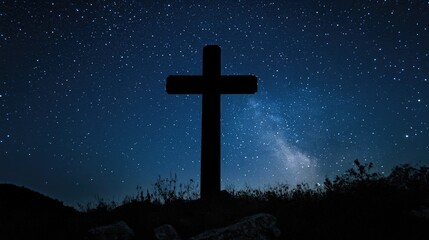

189,213,281,240
411,206,429,219
154,224,181,240
88,220,135,240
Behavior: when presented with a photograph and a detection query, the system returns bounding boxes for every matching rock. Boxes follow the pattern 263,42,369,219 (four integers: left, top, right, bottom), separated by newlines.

189,213,281,240
154,224,181,240
88,220,135,240
411,206,429,219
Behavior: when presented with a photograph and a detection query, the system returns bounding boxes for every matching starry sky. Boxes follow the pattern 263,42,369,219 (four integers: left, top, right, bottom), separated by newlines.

1,0,428,206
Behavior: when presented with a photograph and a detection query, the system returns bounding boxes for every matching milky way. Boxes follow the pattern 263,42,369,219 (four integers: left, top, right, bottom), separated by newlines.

0,1,428,206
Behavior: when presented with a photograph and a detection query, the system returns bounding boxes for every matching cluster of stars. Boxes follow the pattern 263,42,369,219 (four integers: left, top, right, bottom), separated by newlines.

0,0,428,205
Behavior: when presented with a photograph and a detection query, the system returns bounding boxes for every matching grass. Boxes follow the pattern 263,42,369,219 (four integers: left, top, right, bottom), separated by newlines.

1,160,429,239
80,160,429,239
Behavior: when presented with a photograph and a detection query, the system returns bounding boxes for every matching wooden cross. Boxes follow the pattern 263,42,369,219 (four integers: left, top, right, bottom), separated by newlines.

166,45,257,199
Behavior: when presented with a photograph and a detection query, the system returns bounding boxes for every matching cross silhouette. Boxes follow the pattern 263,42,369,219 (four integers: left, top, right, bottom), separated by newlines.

166,45,257,199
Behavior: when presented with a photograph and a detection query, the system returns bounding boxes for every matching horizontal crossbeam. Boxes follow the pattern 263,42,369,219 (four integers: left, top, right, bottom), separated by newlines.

166,75,258,94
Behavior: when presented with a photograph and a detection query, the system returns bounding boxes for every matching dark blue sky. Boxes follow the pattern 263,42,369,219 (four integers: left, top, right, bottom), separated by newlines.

1,0,428,206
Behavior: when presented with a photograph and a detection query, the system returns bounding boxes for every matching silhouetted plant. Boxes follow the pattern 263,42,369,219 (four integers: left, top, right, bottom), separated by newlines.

324,159,382,192
177,178,199,201
388,164,429,191
347,160,381,182
230,184,264,200
290,183,322,202
151,173,178,204
78,195,117,214
150,173,199,204
263,183,290,201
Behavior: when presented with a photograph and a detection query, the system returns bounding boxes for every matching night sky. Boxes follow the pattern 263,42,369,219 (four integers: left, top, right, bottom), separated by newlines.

1,0,428,206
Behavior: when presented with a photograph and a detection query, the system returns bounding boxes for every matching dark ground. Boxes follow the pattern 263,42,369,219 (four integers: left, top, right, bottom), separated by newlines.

1,161,428,240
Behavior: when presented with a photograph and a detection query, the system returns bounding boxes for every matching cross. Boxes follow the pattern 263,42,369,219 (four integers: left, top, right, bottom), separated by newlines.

166,45,257,199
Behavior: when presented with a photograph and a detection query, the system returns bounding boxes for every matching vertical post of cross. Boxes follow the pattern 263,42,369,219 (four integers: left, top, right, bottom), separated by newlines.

166,45,257,200
201,45,221,199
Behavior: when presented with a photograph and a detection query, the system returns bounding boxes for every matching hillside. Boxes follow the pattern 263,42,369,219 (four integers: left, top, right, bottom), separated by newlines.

0,184,82,239
1,161,429,240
